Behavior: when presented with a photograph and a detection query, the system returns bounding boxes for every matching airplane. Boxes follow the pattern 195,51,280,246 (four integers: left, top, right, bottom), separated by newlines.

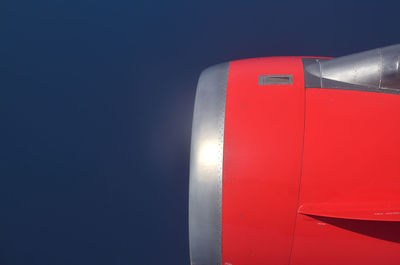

189,45,400,265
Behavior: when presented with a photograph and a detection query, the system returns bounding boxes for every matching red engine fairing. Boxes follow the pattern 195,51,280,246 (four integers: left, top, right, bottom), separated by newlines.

189,45,400,265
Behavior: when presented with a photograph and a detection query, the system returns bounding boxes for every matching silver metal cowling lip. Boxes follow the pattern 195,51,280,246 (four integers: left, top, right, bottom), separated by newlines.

189,62,230,265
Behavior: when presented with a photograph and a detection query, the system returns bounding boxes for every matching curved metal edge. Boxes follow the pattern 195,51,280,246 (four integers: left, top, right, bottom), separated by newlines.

189,62,230,265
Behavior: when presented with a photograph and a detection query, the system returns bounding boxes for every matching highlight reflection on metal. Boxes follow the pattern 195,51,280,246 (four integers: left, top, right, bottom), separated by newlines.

198,140,221,168
189,62,229,265
304,44,400,93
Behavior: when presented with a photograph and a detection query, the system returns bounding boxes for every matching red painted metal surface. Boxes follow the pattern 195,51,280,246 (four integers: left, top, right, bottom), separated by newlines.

299,202,400,222
222,57,305,265
221,58,400,264
290,88,400,265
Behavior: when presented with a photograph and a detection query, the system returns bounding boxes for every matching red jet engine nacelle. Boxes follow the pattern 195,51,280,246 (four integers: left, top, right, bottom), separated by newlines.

189,45,400,265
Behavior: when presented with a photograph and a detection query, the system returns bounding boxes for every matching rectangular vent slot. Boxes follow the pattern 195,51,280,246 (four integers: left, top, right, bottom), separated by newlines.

259,75,293,85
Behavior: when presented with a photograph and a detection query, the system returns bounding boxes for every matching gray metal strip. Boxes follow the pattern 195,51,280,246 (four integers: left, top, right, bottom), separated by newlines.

259,75,293,85
303,44,400,95
189,62,230,265
303,58,325,88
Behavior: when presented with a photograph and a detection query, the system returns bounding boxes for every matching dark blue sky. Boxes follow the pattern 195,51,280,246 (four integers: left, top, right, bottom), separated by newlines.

1,0,400,264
